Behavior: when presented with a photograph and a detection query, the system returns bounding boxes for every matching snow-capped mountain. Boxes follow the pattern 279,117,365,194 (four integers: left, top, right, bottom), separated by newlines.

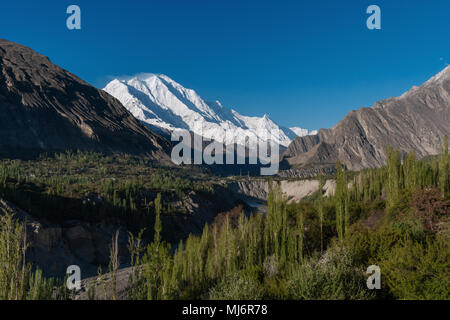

103,73,316,147
289,127,318,138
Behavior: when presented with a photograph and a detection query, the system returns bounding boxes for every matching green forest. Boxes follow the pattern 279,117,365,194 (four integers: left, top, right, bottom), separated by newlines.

0,139,449,300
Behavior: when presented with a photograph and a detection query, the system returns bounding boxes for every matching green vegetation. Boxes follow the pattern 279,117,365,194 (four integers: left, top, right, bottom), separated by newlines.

0,210,70,300
0,151,214,233
0,139,448,300
125,140,448,300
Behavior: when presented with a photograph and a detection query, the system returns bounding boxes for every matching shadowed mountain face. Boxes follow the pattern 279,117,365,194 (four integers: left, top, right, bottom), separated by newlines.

282,66,450,170
0,39,171,160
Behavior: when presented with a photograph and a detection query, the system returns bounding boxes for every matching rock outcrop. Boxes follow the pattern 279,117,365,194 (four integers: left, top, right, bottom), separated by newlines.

225,178,336,203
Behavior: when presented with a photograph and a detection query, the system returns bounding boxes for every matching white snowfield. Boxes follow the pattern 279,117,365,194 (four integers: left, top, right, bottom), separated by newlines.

103,73,316,147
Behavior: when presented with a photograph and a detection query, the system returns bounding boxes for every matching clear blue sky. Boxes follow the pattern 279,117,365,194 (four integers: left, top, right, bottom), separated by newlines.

1,0,449,130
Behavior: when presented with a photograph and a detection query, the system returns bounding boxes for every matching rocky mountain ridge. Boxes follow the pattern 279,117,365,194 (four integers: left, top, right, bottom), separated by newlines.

282,66,450,170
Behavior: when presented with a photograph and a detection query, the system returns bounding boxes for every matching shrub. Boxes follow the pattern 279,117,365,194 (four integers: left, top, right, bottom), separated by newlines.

287,246,374,300
209,271,264,300
410,188,449,234
379,235,449,300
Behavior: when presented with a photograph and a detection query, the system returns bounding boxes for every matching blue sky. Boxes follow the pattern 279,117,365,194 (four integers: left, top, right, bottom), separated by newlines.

1,0,449,130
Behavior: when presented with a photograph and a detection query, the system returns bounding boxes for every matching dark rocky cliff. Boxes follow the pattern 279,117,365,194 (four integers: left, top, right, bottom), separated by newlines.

0,39,171,160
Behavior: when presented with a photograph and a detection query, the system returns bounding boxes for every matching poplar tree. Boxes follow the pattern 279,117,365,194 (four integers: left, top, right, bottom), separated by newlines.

317,173,325,253
154,193,162,244
403,150,417,192
0,212,53,300
297,209,304,262
140,193,172,300
335,161,348,240
386,146,401,212
439,136,449,198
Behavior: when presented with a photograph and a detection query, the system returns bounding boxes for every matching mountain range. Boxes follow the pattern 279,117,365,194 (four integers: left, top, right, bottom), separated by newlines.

103,74,317,148
0,39,448,172
282,66,450,170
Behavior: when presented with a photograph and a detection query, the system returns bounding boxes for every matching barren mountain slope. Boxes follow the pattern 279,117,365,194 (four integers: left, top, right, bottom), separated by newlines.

283,66,450,170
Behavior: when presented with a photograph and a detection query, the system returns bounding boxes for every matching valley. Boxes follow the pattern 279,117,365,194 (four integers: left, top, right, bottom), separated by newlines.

0,151,335,279
0,39,448,301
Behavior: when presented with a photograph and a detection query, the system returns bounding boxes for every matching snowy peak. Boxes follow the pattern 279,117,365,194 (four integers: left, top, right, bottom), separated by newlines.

290,127,318,137
103,74,316,147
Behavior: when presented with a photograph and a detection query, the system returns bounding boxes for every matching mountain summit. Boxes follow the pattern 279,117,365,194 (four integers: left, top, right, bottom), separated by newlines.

282,66,450,170
103,74,315,148
0,40,171,160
